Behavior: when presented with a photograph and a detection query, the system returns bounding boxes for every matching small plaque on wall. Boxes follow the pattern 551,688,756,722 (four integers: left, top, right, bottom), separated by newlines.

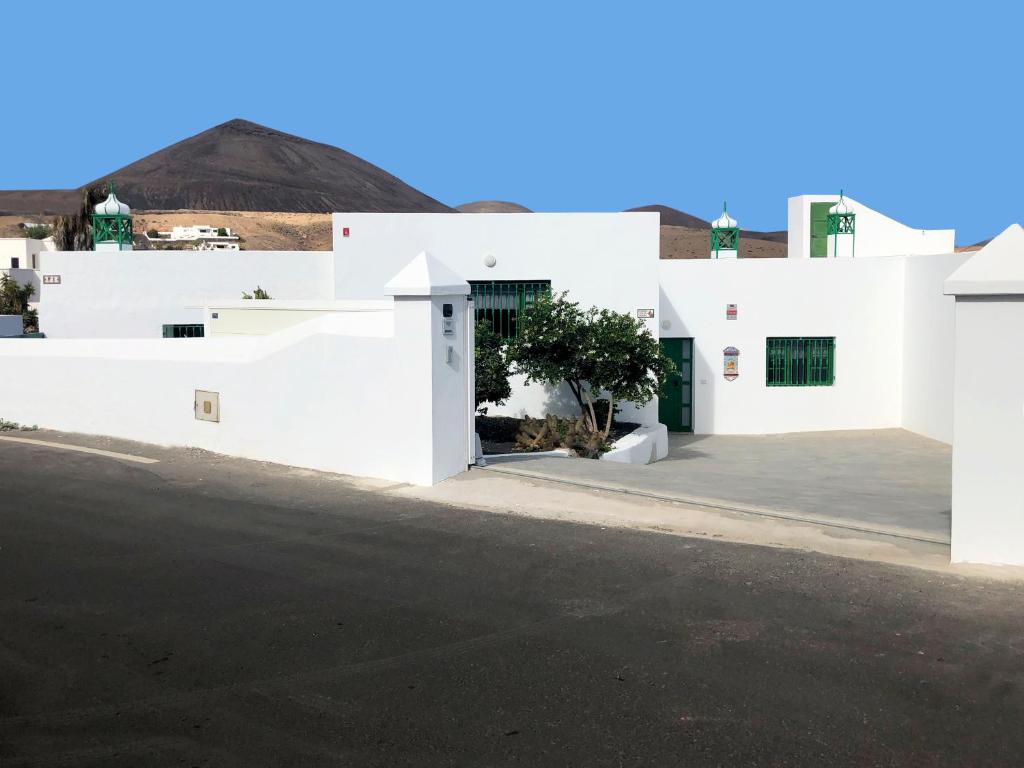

726,303,737,320
637,308,655,319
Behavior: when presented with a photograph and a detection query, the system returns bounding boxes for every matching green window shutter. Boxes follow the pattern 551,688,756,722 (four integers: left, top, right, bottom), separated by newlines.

766,337,834,386
810,202,832,258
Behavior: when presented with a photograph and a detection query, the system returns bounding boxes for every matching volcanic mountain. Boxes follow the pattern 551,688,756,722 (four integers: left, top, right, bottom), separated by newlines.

0,119,453,215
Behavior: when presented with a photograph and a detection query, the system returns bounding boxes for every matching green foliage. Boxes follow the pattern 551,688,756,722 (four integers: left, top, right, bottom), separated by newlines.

587,307,673,435
0,418,38,432
506,291,595,424
474,320,512,412
242,286,272,300
22,225,50,240
217,227,228,237
508,291,674,436
0,274,38,332
146,229,160,238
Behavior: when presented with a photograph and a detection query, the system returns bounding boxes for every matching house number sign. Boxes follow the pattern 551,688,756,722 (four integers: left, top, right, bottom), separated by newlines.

43,275,61,284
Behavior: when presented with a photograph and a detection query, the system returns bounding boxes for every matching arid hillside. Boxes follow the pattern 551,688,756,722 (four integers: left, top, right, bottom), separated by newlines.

0,119,452,215
0,211,333,252
660,225,787,259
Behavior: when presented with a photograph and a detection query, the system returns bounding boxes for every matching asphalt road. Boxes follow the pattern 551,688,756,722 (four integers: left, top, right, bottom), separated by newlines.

1,437,1023,767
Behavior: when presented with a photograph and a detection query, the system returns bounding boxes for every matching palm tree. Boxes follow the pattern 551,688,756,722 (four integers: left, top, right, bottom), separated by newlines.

0,274,37,332
53,185,107,251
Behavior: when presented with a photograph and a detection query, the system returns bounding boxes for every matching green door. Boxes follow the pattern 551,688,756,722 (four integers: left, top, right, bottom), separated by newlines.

658,338,693,432
810,202,832,258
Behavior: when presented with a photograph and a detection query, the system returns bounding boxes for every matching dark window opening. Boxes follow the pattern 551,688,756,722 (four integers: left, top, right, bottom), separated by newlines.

469,280,551,339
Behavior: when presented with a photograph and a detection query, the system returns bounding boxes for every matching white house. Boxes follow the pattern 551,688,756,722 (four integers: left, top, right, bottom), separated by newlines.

11,190,1024,564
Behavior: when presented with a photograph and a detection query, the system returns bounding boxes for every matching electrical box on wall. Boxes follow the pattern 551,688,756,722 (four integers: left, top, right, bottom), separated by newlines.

195,390,220,422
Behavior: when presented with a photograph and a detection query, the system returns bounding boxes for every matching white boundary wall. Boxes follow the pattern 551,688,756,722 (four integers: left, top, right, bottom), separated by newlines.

943,225,1024,565
332,212,661,425
0,291,472,486
788,196,954,260
38,250,334,338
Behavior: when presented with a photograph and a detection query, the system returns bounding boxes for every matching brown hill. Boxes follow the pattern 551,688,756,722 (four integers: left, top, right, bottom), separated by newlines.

660,226,787,259
627,203,787,245
456,200,533,213
0,119,452,215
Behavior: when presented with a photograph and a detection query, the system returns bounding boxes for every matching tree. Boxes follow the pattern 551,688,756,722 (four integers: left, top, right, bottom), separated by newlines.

0,274,38,332
53,185,107,251
217,227,228,237
242,286,272,299
508,291,673,436
588,308,673,437
474,319,512,412
506,292,601,429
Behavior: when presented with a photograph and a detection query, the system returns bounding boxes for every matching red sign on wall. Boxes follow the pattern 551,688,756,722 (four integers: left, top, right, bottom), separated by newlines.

342,227,350,237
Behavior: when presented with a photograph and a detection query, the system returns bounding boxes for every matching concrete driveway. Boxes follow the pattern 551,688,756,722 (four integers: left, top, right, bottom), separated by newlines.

484,429,952,543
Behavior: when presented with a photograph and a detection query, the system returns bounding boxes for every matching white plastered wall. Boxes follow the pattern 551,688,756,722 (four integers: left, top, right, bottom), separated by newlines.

659,252,967,440
900,251,970,443
331,212,661,425
788,196,954,259
943,225,1024,565
0,298,471,486
38,250,334,338
948,296,1024,564
659,257,907,435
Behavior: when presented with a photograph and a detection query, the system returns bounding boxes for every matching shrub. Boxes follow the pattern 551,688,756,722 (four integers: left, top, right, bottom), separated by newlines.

516,414,609,458
474,319,512,412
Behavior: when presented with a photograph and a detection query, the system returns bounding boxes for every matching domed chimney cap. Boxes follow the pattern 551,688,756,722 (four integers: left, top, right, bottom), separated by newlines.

829,190,853,215
94,182,131,216
712,202,737,229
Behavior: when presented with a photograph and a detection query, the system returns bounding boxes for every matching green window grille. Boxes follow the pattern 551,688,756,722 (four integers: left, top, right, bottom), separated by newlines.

162,323,205,338
469,280,551,339
766,337,835,387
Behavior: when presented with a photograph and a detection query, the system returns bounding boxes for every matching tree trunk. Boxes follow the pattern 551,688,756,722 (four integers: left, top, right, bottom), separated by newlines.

583,389,598,434
603,396,614,438
567,379,590,428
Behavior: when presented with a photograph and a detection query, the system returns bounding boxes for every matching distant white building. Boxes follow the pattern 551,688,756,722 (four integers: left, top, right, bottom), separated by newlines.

0,237,52,304
155,225,238,242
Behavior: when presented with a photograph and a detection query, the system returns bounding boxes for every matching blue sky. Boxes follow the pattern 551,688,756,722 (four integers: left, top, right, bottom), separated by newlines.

4,1,1019,244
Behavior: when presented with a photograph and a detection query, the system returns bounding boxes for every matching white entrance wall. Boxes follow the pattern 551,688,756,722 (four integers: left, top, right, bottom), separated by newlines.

332,212,661,425
788,195,954,260
944,225,1024,565
38,250,334,338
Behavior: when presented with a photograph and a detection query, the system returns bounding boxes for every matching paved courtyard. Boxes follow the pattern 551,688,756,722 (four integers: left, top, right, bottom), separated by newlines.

486,429,952,543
